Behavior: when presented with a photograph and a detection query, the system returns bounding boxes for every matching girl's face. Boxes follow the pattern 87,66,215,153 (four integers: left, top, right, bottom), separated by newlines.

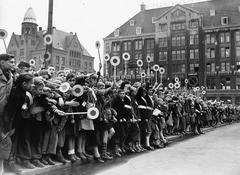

67,78,76,87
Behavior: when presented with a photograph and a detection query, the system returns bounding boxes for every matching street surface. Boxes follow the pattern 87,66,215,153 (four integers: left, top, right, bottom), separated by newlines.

45,123,240,175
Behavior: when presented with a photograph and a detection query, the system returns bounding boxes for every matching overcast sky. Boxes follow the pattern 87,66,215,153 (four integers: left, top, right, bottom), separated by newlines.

0,0,208,70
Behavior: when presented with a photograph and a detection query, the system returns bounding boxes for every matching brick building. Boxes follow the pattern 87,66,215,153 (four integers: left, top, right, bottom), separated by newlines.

103,0,240,104
7,7,94,74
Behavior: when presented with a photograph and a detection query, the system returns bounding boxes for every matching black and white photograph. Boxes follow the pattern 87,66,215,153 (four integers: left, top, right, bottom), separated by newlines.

1,0,240,174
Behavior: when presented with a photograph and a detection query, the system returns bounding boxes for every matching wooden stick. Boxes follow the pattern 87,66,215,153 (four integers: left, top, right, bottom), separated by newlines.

65,112,87,115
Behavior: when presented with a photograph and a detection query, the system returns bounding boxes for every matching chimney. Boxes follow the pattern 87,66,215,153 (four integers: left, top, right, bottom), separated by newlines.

39,27,42,31
70,32,73,35
141,3,146,11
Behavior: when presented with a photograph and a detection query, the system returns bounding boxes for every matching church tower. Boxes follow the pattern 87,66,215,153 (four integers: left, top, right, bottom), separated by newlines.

20,7,38,61
21,7,38,36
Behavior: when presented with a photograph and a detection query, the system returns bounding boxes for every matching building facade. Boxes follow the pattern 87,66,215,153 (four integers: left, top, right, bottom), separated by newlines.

103,0,240,104
7,7,94,74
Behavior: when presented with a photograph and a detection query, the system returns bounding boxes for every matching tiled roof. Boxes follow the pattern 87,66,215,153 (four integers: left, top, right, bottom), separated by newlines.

104,0,240,39
35,28,92,57
14,34,21,45
105,6,171,39
185,0,240,28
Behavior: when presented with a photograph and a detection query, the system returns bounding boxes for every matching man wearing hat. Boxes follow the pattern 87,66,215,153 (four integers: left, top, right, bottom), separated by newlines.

0,53,15,175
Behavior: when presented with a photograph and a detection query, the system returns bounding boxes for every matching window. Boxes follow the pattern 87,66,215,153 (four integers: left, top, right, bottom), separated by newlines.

206,34,210,44
136,27,142,35
152,17,156,23
180,36,185,46
221,17,229,25
190,34,199,45
226,47,230,57
190,49,199,59
84,62,87,69
146,52,154,62
130,20,135,26
89,62,92,69
114,29,119,37
220,33,225,43
135,40,143,50
172,50,185,60
190,63,199,73
236,31,240,42
159,24,167,32
236,47,240,57
172,37,177,47
123,41,131,51
190,50,194,59
211,48,215,58
220,47,230,58
9,51,16,57
210,9,216,16
189,20,199,28
62,57,65,66
112,42,120,52
172,36,185,46
210,35,215,44
221,62,230,72
20,49,24,56
211,63,216,72
206,48,215,58
159,51,167,60
146,39,154,49
21,40,24,45
172,64,185,73
172,51,176,60
226,33,230,42
206,63,211,73
159,37,167,47
134,52,142,60
56,56,60,64
220,32,230,43
171,22,185,30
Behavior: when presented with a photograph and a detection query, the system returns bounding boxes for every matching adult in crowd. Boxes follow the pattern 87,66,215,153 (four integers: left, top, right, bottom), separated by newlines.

0,53,15,175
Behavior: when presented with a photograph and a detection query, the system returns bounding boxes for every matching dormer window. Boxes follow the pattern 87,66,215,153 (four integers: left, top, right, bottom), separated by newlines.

210,9,215,16
152,17,156,23
130,20,135,26
221,16,229,25
114,29,119,37
136,27,142,35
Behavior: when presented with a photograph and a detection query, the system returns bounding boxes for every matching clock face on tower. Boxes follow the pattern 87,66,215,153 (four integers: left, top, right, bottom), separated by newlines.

74,42,78,48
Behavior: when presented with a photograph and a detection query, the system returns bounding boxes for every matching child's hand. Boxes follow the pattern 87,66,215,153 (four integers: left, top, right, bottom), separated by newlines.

55,109,66,116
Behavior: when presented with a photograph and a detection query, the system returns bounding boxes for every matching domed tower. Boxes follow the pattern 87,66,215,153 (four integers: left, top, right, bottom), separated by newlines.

21,7,38,35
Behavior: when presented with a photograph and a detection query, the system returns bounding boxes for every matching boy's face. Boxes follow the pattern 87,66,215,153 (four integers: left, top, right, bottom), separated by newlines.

19,67,30,74
48,66,55,76
119,91,125,99
67,77,76,87
58,72,65,79
23,79,33,91
34,85,44,97
148,89,153,96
